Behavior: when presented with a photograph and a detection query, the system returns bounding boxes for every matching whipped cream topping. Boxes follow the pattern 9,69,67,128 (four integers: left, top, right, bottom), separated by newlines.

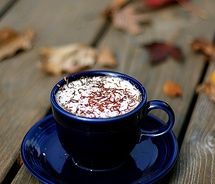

55,76,142,118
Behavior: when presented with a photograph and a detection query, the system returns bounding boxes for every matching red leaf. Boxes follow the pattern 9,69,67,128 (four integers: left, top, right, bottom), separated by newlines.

142,0,188,9
144,42,183,65
170,46,184,61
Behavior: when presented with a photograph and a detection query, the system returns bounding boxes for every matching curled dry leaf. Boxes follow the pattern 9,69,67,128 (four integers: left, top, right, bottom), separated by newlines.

0,28,35,61
97,47,117,68
112,5,151,35
163,80,183,97
39,44,117,75
196,71,215,103
191,38,215,59
144,42,183,65
39,44,97,75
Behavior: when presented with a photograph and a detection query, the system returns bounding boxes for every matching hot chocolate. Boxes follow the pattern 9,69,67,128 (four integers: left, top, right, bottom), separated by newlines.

55,76,142,118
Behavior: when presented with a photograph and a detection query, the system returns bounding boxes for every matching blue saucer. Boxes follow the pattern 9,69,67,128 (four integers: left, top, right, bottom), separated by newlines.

21,115,178,184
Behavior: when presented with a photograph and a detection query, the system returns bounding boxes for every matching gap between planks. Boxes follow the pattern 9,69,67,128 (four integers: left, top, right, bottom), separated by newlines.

1,2,111,183
1,156,22,184
0,1,22,183
177,34,215,149
163,34,215,184
0,0,19,19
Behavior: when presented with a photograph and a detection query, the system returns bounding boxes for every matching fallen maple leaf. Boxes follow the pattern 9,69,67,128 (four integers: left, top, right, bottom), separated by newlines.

191,38,215,59
39,44,117,75
97,47,117,67
0,28,35,61
163,80,183,97
39,44,97,75
197,71,215,103
112,5,150,35
144,42,183,65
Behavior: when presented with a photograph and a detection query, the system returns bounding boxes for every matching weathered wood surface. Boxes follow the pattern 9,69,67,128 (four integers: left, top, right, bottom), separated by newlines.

0,0,109,182
0,0,16,15
99,0,215,137
169,63,215,184
1,0,215,183
11,166,40,184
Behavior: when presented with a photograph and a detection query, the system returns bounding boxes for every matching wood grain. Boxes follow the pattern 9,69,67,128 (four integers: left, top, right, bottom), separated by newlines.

7,0,215,183
0,0,109,182
169,62,215,184
0,0,16,15
99,0,215,136
11,166,40,184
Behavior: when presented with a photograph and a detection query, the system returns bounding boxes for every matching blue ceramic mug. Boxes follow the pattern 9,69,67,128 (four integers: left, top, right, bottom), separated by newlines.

50,70,174,171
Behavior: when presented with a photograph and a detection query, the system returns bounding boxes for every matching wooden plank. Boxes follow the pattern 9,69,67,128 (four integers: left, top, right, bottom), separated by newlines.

11,166,40,184
169,62,215,183
0,0,109,182
99,0,215,136
0,0,16,14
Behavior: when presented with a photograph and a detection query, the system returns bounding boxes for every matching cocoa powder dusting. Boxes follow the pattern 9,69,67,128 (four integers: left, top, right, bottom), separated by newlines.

55,76,142,118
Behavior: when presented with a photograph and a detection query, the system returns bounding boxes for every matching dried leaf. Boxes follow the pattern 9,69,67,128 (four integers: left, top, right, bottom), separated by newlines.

209,71,215,85
143,0,180,9
140,0,189,9
191,38,215,59
0,28,35,61
112,5,150,35
163,80,183,97
39,44,117,75
39,44,97,75
197,71,215,103
97,47,117,67
144,42,183,65
196,83,215,102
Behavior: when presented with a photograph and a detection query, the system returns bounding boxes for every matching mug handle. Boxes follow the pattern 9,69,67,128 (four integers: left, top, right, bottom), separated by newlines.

140,100,175,138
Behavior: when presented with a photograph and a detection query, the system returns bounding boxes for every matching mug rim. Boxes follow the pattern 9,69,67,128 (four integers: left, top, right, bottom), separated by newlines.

50,70,147,124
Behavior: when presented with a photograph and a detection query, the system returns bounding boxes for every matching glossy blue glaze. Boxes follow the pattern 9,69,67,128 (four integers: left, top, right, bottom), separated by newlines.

21,115,178,184
50,70,175,170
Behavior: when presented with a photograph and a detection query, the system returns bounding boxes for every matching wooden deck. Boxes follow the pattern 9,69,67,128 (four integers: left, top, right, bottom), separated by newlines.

0,0,215,183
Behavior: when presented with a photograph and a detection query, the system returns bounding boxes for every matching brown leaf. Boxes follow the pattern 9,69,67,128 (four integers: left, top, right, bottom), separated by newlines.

209,71,215,85
39,44,117,75
144,42,183,65
112,5,150,35
163,80,183,97
39,44,97,75
97,47,117,68
196,71,215,103
0,28,35,61
191,38,215,59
